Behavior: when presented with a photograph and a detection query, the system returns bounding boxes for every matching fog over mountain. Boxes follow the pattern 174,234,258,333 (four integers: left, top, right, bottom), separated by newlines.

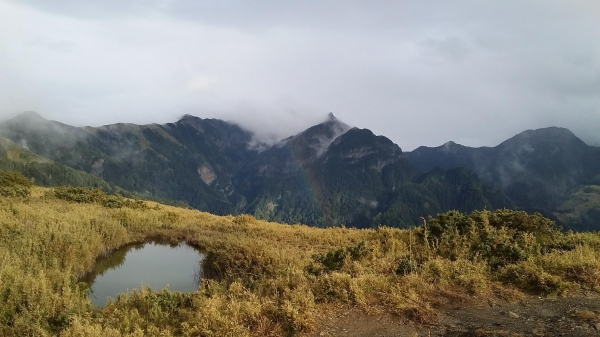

0,110,598,230
1,0,599,150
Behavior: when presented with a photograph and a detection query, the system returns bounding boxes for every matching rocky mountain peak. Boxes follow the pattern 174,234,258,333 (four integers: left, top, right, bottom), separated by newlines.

284,113,353,159
323,112,348,129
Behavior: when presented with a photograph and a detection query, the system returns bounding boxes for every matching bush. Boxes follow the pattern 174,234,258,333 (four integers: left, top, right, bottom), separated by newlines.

53,186,147,209
0,170,32,197
417,209,572,269
54,186,107,203
396,255,418,275
498,260,576,295
202,243,280,287
420,258,490,295
308,242,370,275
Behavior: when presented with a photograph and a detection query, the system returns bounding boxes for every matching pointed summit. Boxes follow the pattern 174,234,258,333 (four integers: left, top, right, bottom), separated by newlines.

321,112,350,131
299,113,352,152
324,112,345,127
272,113,353,160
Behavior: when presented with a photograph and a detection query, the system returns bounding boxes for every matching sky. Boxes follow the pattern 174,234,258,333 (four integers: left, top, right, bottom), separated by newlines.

1,0,599,150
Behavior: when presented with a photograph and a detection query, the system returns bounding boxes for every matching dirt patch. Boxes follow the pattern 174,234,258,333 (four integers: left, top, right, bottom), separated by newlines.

302,292,600,337
302,304,420,337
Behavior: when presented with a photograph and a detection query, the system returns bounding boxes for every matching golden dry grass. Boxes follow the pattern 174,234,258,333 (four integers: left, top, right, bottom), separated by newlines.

1,185,599,336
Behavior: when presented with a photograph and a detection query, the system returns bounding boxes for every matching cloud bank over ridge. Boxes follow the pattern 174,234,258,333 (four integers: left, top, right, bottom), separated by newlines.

1,0,599,149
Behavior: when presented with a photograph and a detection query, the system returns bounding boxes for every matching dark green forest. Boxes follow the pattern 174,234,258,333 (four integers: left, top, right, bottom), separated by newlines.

1,112,599,230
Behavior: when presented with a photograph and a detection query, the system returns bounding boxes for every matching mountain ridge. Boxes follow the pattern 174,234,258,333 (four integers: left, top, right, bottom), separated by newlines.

2,111,598,230
407,126,600,229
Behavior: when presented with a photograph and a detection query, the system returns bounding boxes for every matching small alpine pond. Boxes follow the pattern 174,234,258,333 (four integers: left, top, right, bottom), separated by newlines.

84,242,205,307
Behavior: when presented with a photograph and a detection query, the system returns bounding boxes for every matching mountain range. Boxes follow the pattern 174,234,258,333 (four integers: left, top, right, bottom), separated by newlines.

407,127,600,230
1,111,598,230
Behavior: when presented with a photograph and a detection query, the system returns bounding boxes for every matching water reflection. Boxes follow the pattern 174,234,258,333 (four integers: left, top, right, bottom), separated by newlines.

84,242,204,307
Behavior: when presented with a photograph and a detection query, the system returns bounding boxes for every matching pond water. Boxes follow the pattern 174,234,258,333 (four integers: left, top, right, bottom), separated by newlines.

84,242,205,307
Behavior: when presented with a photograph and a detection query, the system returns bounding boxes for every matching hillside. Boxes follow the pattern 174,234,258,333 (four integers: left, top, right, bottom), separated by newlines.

237,115,513,227
0,112,515,229
1,173,599,336
407,127,600,229
0,111,261,213
0,135,124,193
554,185,600,231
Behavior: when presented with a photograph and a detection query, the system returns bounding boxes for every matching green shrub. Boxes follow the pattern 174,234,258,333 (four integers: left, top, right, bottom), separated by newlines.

0,170,32,197
202,243,280,287
396,255,418,275
54,186,107,203
308,242,370,275
498,260,576,295
53,186,147,209
417,209,572,269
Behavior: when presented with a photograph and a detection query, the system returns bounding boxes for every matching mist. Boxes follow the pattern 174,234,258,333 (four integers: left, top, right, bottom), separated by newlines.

1,0,599,150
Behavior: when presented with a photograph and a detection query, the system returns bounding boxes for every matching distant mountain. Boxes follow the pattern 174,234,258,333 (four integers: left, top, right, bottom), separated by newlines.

0,112,260,214
406,140,494,173
2,112,596,230
407,127,600,229
233,113,512,228
235,114,415,227
554,185,600,231
0,134,122,193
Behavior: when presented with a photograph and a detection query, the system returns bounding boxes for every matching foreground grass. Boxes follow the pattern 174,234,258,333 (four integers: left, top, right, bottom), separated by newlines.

1,184,599,336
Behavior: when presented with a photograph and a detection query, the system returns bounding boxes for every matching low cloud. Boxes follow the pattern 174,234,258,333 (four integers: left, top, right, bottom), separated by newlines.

359,197,379,209
1,0,599,150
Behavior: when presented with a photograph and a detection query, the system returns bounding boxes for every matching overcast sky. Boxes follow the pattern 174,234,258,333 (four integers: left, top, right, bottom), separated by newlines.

1,1,599,150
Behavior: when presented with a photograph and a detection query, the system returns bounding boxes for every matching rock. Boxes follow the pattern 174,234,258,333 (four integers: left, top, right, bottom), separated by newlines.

532,327,546,336
197,164,217,185
595,323,600,330
508,311,520,319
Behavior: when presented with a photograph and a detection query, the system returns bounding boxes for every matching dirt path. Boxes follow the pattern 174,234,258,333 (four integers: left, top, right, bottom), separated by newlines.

302,292,600,337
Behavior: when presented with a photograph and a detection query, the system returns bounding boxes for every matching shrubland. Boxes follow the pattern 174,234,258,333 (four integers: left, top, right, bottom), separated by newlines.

0,170,599,336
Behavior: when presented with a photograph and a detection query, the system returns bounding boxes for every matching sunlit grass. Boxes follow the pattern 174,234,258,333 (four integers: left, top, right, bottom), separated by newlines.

1,178,599,336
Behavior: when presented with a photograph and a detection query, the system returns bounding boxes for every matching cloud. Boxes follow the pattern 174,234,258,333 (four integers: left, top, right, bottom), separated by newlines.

186,75,219,92
1,0,599,149
359,197,378,209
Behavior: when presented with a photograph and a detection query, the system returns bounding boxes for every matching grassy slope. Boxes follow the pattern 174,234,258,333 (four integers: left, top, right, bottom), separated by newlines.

1,185,599,336
554,185,600,231
0,136,49,163
0,136,124,193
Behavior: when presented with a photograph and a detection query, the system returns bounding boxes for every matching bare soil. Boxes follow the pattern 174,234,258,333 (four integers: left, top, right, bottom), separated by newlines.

302,292,600,337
